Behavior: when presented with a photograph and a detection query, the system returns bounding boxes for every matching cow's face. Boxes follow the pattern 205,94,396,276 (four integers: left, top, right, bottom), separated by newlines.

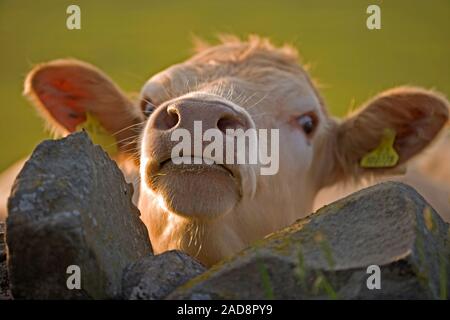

24,36,449,266
138,41,327,225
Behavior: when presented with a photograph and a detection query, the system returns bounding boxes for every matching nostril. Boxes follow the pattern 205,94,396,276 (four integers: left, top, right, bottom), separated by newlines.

217,116,244,133
166,106,180,129
152,105,179,130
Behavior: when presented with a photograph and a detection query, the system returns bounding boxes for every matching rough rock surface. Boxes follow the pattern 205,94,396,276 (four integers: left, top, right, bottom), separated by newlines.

169,182,450,300
122,250,206,300
0,222,11,299
6,131,152,299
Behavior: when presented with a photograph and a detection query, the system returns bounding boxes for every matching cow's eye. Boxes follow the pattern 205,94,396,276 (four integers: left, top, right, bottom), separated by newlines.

141,98,156,117
296,113,318,136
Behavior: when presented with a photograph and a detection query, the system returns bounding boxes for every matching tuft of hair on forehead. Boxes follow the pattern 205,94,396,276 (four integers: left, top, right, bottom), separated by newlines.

189,34,328,115
190,34,300,69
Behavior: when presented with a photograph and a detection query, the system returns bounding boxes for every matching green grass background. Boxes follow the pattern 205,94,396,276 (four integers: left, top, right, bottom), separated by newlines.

0,0,449,172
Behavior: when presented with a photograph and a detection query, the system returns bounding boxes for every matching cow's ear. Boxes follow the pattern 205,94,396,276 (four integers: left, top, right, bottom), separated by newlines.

328,87,449,183
24,59,144,154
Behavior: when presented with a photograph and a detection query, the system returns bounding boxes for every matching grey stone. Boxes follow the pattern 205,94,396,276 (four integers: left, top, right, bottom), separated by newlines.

122,250,206,300
0,222,5,262
168,182,450,300
6,131,152,299
0,222,11,300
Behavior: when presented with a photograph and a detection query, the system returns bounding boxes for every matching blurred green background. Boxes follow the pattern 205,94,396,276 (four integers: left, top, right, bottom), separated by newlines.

0,0,449,172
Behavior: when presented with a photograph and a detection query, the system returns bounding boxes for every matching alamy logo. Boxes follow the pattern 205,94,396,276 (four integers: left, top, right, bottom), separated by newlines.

171,121,280,175
66,265,81,290
366,5,381,30
366,265,381,290
66,5,81,30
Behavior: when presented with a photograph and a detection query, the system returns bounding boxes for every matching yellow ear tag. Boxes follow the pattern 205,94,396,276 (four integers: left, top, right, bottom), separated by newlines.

360,128,399,168
76,113,118,156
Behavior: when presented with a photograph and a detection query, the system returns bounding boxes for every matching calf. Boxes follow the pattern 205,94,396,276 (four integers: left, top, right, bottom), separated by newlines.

2,36,449,266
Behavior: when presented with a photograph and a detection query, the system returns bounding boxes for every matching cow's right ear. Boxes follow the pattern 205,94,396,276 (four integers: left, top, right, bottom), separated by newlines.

318,87,449,188
24,59,144,154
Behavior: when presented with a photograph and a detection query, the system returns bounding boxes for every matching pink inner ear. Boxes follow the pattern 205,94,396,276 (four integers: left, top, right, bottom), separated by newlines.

35,77,89,132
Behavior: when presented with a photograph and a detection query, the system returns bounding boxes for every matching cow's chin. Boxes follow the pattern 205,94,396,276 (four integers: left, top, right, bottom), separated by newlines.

148,161,240,219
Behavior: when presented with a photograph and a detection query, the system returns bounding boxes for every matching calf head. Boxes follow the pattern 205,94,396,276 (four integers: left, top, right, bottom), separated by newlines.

24,36,449,266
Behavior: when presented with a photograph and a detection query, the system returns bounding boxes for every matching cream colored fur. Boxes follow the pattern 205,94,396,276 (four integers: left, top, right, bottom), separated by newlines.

1,36,448,267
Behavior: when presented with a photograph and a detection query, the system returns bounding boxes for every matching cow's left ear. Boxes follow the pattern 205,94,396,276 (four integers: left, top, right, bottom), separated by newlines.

24,59,144,155
329,87,449,182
